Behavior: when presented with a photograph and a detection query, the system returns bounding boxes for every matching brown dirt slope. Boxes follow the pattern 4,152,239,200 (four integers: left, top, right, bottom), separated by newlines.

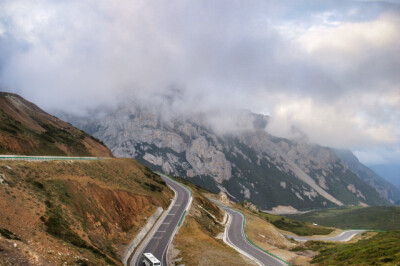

0,158,173,265
0,92,112,157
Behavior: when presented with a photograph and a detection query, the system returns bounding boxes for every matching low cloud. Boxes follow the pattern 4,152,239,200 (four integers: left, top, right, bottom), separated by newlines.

0,0,399,162
354,144,400,165
266,94,398,148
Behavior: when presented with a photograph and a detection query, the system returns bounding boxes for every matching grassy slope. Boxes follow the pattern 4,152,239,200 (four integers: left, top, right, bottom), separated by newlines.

300,231,400,265
286,207,400,265
170,177,256,265
251,210,334,236
0,159,173,265
241,205,400,265
287,206,400,231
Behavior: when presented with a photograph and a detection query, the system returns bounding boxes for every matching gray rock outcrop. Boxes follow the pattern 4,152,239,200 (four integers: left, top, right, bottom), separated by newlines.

63,105,390,210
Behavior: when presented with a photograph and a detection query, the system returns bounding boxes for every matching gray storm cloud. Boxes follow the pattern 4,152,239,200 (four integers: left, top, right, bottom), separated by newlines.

0,0,399,163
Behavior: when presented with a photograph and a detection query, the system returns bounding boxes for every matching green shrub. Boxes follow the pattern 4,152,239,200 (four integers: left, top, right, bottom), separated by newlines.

312,231,400,265
0,228,21,241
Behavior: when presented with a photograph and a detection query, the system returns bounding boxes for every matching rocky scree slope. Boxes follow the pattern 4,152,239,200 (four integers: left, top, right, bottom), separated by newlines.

65,105,389,211
0,92,112,157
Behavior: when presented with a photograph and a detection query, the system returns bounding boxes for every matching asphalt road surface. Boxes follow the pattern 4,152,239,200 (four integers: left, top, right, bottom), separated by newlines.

134,174,191,266
283,230,367,242
216,202,287,266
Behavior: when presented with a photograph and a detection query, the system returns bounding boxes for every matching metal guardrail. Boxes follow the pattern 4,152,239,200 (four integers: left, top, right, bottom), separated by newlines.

240,211,291,266
178,210,187,226
0,155,104,161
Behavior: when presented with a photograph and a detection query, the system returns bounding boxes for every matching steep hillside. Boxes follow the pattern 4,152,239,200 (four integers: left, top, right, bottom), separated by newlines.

0,92,112,157
64,104,389,211
334,149,400,203
0,159,173,265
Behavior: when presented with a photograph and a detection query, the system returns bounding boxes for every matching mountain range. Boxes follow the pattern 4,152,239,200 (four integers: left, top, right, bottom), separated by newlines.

63,103,399,210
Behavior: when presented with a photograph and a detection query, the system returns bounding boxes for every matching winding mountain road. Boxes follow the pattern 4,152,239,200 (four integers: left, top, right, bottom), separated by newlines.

132,174,191,266
283,230,367,242
6,155,366,263
212,200,287,266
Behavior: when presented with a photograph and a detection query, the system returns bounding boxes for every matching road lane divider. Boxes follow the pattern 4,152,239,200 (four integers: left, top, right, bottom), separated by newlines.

130,176,181,266
123,207,163,266
178,210,187,226
223,212,264,266
239,211,290,266
158,174,193,229
159,174,193,265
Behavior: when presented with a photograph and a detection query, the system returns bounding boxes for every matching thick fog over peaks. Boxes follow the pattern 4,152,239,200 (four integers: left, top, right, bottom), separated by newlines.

0,0,399,165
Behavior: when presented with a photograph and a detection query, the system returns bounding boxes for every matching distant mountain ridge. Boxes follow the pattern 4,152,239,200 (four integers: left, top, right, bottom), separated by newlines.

369,164,400,191
334,149,400,204
63,104,391,210
0,92,112,157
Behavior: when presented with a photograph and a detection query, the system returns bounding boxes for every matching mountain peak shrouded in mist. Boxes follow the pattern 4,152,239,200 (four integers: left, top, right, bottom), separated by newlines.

62,103,394,210
0,0,399,183
1,1,400,265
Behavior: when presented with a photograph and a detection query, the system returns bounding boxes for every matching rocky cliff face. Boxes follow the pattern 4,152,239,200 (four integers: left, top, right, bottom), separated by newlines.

64,105,389,210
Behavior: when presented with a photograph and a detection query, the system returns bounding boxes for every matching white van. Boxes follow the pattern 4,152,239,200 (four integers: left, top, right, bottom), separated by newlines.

143,253,161,266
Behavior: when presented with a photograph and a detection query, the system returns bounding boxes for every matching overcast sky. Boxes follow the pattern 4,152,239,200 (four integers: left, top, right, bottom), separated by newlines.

0,0,399,168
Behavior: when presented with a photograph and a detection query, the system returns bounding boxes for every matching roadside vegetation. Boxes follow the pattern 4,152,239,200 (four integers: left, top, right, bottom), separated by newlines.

243,204,400,265
291,231,400,265
249,209,334,236
287,206,400,231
